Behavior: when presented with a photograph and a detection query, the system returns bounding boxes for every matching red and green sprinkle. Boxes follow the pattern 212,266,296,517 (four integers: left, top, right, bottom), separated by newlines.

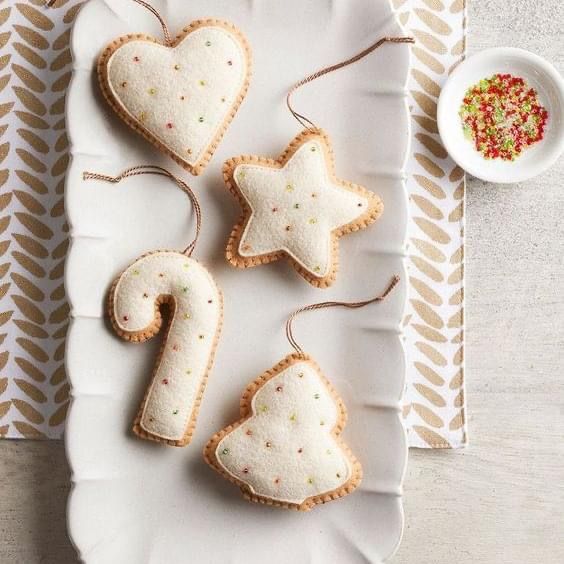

459,73,548,161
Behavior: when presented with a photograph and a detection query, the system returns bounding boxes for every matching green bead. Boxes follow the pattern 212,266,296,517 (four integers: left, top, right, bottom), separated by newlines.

222,448,230,455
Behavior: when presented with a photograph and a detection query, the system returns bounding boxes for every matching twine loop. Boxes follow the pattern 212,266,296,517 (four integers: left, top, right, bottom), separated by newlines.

285,275,401,356
286,36,415,131
130,0,173,45
83,165,201,256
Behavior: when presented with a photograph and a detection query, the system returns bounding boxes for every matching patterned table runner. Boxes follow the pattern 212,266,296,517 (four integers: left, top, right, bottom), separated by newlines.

0,0,467,448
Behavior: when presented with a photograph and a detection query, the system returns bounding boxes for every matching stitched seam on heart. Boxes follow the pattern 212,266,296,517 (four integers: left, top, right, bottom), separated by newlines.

97,19,252,176
106,28,247,165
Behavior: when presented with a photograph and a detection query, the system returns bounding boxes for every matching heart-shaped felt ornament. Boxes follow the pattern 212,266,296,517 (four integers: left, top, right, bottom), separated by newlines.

98,19,252,175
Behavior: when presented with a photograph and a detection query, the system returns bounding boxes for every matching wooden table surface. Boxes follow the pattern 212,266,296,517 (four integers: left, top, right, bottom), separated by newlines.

1,1,563,562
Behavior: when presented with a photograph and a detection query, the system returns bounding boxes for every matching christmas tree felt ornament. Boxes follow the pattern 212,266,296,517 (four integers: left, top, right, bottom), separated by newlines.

97,0,252,176
223,36,414,287
83,166,223,447
204,275,400,511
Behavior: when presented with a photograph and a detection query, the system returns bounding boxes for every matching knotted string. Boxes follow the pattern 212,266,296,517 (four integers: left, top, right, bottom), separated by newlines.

125,0,173,45
82,165,202,256
285,275,401,357
286,36,415,131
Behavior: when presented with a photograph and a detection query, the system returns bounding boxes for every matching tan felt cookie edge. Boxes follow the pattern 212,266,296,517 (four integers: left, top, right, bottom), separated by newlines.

223,129,384,287
97,19,252,176
203,353,363,511
108,250,224,448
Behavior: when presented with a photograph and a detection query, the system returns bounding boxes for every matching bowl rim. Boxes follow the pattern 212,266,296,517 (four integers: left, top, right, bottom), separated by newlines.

437,46,564,183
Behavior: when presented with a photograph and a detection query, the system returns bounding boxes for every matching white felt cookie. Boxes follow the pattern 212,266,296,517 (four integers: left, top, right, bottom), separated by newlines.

204,354,362,511
110,251,222,447
98,20,252,175
224,129,384,287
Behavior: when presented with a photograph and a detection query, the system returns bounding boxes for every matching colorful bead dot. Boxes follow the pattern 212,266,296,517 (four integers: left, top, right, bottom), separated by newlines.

143,293,148,298
166,122,174,129
158,273,164,277
242,467,249,474
172,344,179,352
326,449,332,455
122,315,129,321
198,334,205,340
311,193,317,198
172,409,179,415
320,420,325,426
297,447,303,453
294,203,300,209
222,448,230,455
260,405,268,413
307,477,314,484
310,146,317,152
198,116,204,123
199,80,206,86
221,97,226,103
286,183,294,192
186,369,192,375
274,478,280,484
285,225,292,232
149,417,154,422
227,60,233,66
162,379,169,385
186,149,192,155
276,385,283,392
148,88,156,95
289,413,297,422
182,286,188,293
309,218,317,224
298,372,304,378
314,266,321,273
121,81,127,88
180,95,186,101
265,441,272,448
183,313,191,320
336,473,341,478
246,429,253,436
357,202,363,207
139,112,146,122
174,64,180,70
205,40,212,46
133,270,140,275
314,393,320,399
133,56,140,62
208,299,213,304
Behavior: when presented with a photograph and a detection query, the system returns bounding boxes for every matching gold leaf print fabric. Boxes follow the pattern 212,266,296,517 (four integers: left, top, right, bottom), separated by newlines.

0,0,84,439
0,0,466,447
399,0,468,448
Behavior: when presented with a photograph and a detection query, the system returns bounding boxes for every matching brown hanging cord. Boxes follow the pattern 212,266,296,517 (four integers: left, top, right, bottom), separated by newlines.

286,36,415,131
82,165,201,256
129,0,173,45
286,275,401,357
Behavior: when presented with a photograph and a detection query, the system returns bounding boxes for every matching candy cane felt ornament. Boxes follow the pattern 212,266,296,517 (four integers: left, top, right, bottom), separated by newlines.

83,166,222,447
223,36,413,287
204,276,399,510
97,0,252,176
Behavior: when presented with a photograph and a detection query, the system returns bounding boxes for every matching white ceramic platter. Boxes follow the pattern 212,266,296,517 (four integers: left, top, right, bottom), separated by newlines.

65,1,411,562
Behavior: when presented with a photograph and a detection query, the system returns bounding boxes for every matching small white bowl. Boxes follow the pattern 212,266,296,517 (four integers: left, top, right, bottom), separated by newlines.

438,47,564,183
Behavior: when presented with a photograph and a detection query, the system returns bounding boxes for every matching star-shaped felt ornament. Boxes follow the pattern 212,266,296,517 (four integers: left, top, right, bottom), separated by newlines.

223,129,384,287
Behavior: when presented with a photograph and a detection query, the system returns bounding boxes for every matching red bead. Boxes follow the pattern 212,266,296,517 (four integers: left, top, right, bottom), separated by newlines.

166,122,173,129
